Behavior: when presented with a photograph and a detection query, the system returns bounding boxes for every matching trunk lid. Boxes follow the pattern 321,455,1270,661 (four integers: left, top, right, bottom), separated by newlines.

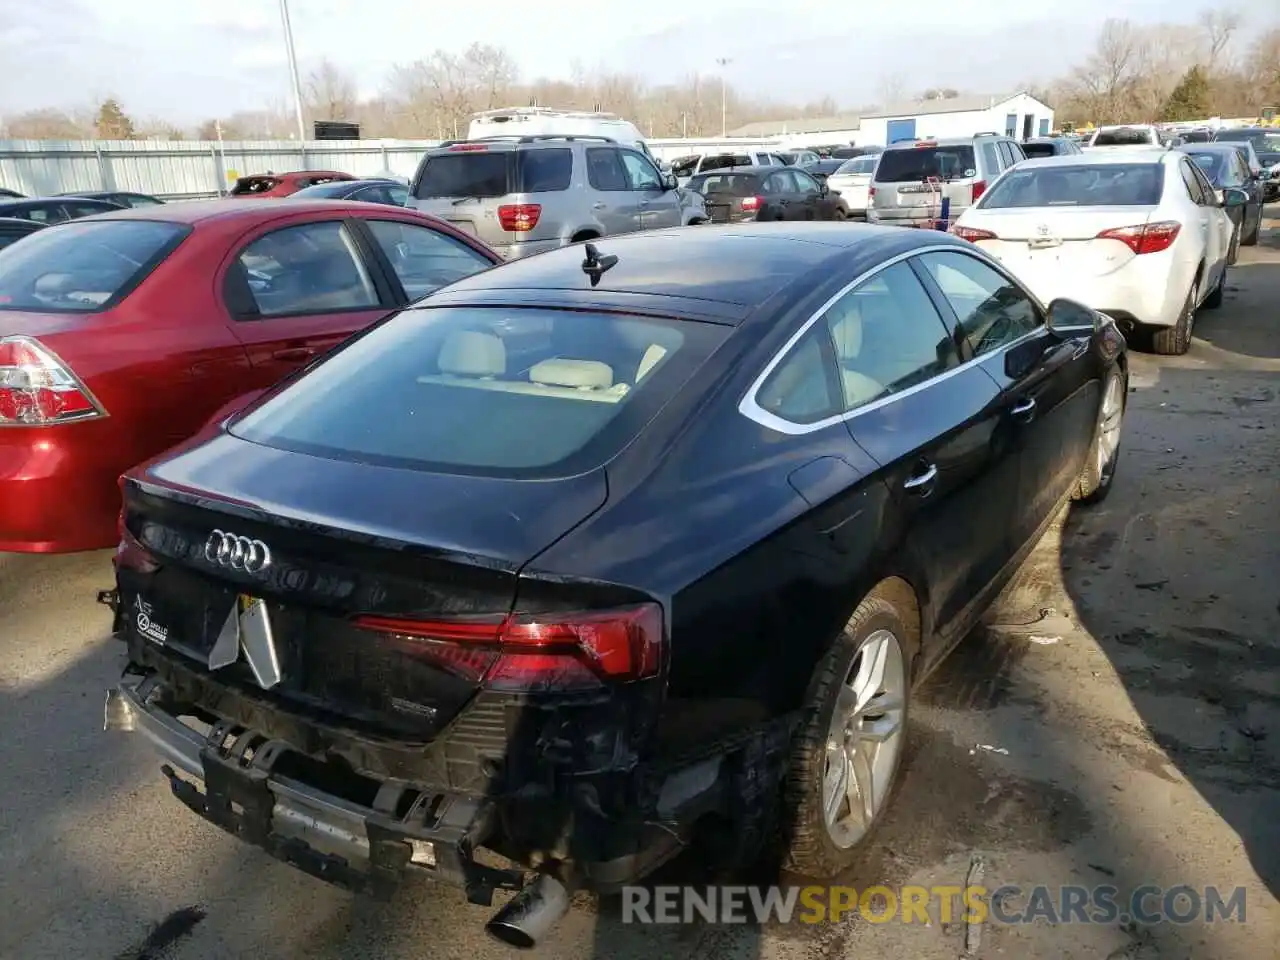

119,432,608,740
972,206,1156,287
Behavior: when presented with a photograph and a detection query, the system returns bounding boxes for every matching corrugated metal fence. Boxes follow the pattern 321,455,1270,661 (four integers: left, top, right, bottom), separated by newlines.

0,137,786,200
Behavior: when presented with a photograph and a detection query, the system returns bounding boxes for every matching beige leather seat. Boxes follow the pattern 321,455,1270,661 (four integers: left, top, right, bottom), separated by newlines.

438,331,505,378
528,358,616,391
828,301,885,408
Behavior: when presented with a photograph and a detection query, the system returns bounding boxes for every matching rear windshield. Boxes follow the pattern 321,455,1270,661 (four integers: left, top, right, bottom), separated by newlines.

231,176,280,195
688,173,760,196
0,220,188,312
1021,142,1060,159
289,181,353,198
230,306,727,477
1091,128,1156,146
835,156,877,175
1185,152,1227,182
1180,129,1212,143
1214,130,1280,152
874,145,976,182
414,149,573,199
979,163,1164,208
699,154,752,173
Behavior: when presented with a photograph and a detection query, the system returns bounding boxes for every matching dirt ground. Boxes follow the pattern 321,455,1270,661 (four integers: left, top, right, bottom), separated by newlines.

0,214,1277,959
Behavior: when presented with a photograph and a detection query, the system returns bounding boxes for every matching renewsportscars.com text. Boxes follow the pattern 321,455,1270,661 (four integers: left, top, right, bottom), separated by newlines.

621,884,1248,926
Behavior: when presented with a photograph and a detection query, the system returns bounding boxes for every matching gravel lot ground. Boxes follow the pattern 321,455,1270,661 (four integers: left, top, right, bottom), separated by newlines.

1,214,1277,960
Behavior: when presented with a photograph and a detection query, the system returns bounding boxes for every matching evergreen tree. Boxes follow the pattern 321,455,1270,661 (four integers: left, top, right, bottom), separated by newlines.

94,99,136,139
1160,67,1211,122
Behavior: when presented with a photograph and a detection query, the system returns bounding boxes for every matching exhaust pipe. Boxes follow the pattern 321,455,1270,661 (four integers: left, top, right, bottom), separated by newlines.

485,872,572,949
104,687,136,732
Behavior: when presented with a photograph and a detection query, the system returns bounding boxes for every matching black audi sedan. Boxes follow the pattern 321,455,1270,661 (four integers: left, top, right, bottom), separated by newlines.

104,223,1127,946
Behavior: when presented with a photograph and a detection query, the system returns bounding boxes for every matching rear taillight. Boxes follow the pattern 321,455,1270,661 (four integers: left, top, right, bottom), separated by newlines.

971,180,987,201
354,603,665,691
1096,221,1181,255
0,336,105,426
868,186,876,199
740,196,762,212
497,203,541,232
951,225,997,242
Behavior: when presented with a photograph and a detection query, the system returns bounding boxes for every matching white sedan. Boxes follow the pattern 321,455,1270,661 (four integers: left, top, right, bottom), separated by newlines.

823,155,877,218
949,150,1238,355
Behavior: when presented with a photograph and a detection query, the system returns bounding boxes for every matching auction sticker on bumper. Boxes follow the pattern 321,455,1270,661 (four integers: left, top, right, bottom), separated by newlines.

134,595,169,646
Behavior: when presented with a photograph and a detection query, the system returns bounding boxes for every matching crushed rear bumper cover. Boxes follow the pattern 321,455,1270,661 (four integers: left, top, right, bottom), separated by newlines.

106,672,523,904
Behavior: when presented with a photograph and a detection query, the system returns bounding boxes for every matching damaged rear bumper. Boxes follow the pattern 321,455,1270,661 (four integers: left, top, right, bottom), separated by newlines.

106,671,523,904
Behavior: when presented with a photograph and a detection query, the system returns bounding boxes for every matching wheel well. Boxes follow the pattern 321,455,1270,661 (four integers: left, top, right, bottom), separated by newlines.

866,576,923,666
570,230,600,243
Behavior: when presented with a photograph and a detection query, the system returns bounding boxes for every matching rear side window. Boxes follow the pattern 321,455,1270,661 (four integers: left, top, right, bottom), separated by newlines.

416,153,508,199
365,220,494,302
232,176,280,195
700,154,752,172
0,220,187,312
1022,142,1058,159
874,146,976,182
230,306,727,477
516,149,573,192
978,163,1164,208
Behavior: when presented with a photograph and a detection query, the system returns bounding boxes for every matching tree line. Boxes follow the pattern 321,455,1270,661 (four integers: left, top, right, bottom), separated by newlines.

1,10,1276,142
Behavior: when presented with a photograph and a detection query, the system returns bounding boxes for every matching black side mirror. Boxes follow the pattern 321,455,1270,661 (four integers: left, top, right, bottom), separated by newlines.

661,172,678,191
1046,297,1099,334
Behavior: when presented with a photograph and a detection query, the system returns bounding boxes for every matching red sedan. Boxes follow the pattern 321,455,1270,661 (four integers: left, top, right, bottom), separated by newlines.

229,171,355,198
0,199,501,552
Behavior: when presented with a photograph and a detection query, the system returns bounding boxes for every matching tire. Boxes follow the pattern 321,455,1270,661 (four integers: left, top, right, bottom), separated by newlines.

833,208,848,221
1243,211,1260,246
1151,277,1197,356
782,595,912,879
1203,265,1225,309
1072,367,1126,504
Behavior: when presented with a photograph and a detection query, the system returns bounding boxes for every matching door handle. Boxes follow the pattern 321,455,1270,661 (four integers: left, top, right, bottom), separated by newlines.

903,462,938,496
272,346,316,361
1011,396,1037,422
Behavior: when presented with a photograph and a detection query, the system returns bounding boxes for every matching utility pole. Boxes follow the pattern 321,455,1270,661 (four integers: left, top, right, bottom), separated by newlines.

716,57,732,137
278,0,307,143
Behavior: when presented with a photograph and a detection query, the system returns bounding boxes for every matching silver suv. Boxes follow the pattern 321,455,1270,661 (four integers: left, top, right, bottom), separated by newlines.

867,133,1026,227
410,136,707,260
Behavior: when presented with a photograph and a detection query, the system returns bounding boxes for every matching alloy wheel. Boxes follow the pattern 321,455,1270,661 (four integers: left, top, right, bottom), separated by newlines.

822,629,907,849
1096,373,1124,481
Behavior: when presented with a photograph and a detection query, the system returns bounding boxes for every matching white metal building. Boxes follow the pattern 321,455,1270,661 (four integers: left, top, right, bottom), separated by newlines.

727,115,863,149
857,92,1055,146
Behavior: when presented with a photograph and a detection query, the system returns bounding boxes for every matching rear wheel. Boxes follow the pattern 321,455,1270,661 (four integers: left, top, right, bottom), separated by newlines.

1072,368,1126,504
1151,278,1197,356
832,208,848,221
782,596,910,878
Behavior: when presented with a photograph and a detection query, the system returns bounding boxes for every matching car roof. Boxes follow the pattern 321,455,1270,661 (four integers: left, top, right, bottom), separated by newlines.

1016,149,1171,168
422,223,969,322
1177,142,1240,153
689,166,770,175
0,196,120,211
71,197,412,224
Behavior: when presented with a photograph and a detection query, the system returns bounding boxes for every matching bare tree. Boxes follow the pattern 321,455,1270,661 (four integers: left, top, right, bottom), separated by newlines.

1199,9,1242,63
305,59,359,122
462,44,518,111
1,108,91,139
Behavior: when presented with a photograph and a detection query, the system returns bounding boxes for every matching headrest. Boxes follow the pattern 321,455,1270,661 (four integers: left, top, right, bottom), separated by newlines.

438,331,505,377
529,358,614,390
636,344,667,382
828,301,863,361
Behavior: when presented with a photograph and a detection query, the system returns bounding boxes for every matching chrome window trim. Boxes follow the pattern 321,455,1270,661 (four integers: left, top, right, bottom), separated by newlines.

738,244,1048,437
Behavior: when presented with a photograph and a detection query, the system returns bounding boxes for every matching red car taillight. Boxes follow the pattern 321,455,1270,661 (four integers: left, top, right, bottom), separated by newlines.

970,179,987,202
740,196,762,212
951,225,997,242
0,336,105,426
353,603,665,691
1096,221,1181,255
497,203,541,232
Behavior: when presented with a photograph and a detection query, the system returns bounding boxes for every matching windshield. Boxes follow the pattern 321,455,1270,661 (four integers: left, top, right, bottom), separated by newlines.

874,146,976,182
688,173,760,197
978,163,1164,208
1022,142,1060,159
230,305,727,477
289,181,355,199
0,219,188,312
835,156,876,175
1091,127,1157,146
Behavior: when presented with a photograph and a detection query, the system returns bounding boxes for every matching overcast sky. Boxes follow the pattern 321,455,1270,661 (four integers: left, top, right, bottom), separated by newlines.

0,0,1245,124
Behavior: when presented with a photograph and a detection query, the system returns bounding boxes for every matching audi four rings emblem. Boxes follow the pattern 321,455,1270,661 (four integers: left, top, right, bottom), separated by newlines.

205,530,273,574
